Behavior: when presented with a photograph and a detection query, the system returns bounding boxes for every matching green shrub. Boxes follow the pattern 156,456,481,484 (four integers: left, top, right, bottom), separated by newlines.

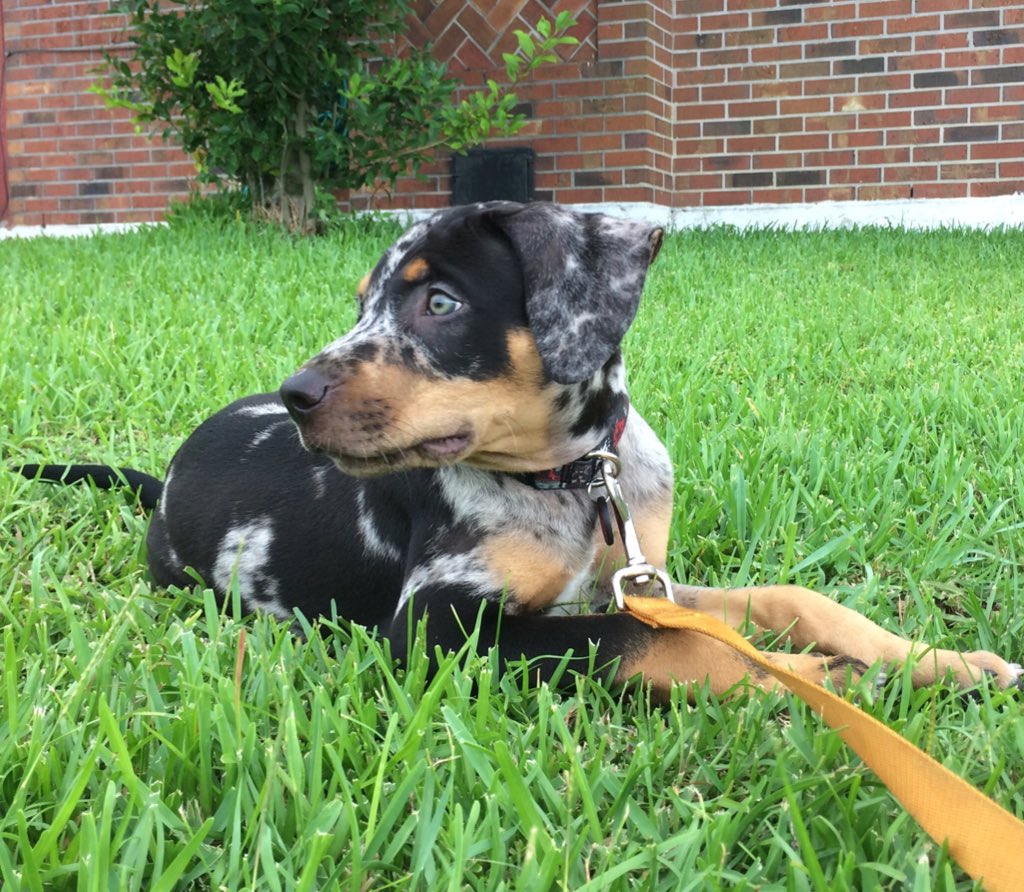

96,1,576,230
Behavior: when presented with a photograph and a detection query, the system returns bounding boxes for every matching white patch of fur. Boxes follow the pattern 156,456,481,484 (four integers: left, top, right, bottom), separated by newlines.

355,487,403,562
248,420,291,449
212,517,290,618
396,552,493,619
158,466,174,520
312,465,331,500
235,403,289,418
543,562,602,617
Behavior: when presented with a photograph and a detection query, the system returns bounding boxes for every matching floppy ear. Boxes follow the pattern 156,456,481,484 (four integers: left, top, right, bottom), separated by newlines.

485,203,664,384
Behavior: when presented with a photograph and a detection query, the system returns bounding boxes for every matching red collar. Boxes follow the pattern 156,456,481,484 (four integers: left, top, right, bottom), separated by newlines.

515,402,629,491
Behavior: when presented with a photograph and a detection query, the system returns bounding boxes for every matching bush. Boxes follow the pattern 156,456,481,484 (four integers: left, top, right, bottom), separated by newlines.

96,1,576,231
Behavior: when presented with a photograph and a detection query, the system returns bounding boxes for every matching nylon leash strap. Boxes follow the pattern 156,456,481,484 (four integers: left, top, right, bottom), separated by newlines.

623,594,1024,892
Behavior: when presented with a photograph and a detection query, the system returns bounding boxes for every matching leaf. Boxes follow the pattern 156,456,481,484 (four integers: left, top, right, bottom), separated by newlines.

515,29,535,58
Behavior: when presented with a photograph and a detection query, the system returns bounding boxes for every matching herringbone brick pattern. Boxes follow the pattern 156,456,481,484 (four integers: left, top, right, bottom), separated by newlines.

404,0,596,71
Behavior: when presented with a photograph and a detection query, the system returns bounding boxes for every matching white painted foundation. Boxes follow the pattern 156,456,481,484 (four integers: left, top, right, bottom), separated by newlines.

3,194,1023,238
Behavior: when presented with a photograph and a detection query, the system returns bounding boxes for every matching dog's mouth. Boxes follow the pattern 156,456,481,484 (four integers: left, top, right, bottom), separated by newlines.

416,432,472,460
320,430,474,476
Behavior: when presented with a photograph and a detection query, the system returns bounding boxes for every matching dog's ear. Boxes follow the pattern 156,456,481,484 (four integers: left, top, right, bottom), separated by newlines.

484,203,664,384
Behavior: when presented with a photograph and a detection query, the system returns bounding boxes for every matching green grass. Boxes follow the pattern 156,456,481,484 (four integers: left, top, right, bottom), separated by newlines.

2,218,1023,890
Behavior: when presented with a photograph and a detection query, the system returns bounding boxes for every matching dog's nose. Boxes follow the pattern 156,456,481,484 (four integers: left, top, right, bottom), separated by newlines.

280,367,330,420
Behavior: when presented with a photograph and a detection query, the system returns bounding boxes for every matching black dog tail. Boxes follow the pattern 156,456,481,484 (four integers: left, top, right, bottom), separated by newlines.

16,463,164,511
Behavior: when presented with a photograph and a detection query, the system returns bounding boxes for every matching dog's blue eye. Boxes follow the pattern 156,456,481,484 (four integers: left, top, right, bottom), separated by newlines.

426,290,462,317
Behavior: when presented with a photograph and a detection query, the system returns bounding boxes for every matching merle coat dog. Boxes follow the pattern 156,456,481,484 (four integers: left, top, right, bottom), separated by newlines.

21,202,1022,697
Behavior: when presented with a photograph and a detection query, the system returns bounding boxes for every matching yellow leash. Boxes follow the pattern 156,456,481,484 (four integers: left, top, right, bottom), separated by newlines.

623,595,1024,892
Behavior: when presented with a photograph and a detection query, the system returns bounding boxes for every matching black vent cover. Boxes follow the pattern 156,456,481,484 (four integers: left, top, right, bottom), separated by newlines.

451,147,535,205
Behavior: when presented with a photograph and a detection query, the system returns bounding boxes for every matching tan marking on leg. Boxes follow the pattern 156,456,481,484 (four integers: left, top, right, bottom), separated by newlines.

616,628,867,702
479,533,579,613
356,272,372,298
615,629,847,700
401,257,430,283
673,583,1021,689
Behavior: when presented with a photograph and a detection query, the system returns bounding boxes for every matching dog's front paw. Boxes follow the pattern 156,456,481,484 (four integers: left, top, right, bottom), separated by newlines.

962,651,1023,689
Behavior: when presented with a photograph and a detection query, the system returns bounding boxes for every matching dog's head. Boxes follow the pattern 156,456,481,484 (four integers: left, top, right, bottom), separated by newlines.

281,202,663,476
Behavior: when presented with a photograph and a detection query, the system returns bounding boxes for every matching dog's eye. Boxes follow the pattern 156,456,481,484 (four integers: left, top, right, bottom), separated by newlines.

426,289,462,317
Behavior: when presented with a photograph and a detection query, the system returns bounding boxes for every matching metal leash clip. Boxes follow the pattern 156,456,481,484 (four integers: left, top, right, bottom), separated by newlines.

587,450,675,610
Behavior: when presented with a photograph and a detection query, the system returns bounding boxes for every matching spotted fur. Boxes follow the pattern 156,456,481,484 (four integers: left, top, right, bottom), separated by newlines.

19,202,1022,698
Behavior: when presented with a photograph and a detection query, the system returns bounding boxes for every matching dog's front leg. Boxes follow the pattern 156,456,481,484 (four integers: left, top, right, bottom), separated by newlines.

382,585,851,701
673,583,1022,690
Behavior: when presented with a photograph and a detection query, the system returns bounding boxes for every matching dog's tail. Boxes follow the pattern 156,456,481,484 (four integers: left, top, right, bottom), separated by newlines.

16,463,163,511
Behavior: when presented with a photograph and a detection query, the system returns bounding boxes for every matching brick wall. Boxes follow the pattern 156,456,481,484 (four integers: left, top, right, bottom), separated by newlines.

360,0,680,210
672,0,1024,206
2,0,1022,227
377,0,1024,209
1,0,196,227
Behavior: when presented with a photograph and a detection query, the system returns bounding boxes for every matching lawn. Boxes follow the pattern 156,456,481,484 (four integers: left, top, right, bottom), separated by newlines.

2,216,1023,890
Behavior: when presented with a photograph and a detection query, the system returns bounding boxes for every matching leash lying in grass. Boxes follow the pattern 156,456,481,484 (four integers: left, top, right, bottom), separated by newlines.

594,447,1024,892
626,595,1024,892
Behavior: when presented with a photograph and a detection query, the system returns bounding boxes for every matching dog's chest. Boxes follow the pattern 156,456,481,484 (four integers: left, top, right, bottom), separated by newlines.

438,468,599,612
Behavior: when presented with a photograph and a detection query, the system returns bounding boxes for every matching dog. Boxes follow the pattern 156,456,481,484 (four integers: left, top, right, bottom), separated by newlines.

20,201,1022,699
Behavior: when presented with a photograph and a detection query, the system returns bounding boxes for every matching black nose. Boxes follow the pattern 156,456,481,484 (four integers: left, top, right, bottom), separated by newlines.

280,367,330,420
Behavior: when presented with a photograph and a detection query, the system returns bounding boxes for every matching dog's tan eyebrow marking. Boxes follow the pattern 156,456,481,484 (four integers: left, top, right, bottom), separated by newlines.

401,257,431,283
356,272,372,298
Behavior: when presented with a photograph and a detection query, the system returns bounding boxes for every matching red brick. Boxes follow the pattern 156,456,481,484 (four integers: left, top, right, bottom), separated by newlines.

914,144,967,162
835,133,884,154
858,185,912,199
914,106,969,125
888,89,943,108
940,162,998,179
781,97,830,115
803,76,857,95
702,84,752,101
777,24,830,43
7,0,1024,224
970,180,1024,197
752,44,802,63
970,140,1024,159
912,181,967,197
751,187,804,202
888,15,942,34
860,37,913,54
725,136,779,153
971,105,1024,122
805,3,858,23
830,167,882,183
888,51,943,71
806,186,856,201
703,190,752,205
947,86,1002,104
831,19,885,38
752,151,803,169
884,164,938,181
888,127,942,145
913,33,968,52
750,80,803,99
861,147,912,164
834,94,887,112
779,133,829,150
